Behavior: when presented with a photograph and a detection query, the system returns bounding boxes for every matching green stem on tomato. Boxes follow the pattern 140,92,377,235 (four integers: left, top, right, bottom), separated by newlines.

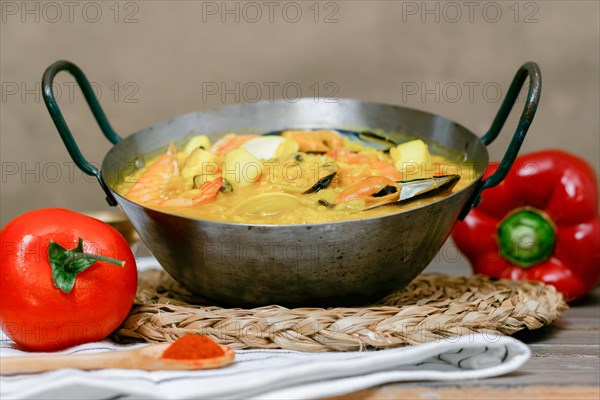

65,252,125,269
48,238,125,293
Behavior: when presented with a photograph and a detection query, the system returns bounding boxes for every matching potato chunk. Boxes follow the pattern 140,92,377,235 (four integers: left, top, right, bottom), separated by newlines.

223,147,263,188
183,135,212,154
390,139,432,172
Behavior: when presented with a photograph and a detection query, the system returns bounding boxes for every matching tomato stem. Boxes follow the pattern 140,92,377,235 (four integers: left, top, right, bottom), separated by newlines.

66,252,125,268
48,238,125,293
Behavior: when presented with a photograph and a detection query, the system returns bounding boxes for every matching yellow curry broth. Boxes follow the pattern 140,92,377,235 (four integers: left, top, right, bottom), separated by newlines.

116,132,476,224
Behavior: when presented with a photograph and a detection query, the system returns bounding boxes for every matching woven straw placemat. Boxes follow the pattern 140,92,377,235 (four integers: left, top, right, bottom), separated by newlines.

113,270,567,352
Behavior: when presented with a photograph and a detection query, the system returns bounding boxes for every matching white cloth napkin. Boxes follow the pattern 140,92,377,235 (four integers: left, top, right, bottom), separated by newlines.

0,258,531,400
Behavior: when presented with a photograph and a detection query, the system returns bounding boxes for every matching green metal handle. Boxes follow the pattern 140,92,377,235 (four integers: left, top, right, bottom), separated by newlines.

459,62,542,220
42,60,122,206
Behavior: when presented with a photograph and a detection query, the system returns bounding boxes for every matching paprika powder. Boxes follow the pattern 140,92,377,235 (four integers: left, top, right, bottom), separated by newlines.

162,334,225,360
452,150,600,301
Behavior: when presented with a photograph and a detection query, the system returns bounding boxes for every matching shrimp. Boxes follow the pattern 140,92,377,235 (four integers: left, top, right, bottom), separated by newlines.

335,176,400,205
327,149,370,164
369,159,403,181
282,130,344,153
160,177,223,206
126,143,180,205
328,150,403,185
126,143,222,207
211,134,258,155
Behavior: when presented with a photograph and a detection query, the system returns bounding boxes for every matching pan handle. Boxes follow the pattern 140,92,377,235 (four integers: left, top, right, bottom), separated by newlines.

42,60,122,206
459,61,541,220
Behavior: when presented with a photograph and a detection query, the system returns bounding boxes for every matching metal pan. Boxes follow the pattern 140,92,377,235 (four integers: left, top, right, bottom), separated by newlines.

42,61,541,306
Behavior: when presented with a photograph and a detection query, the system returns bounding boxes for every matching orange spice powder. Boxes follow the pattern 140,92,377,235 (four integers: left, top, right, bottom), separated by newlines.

161,334,225,360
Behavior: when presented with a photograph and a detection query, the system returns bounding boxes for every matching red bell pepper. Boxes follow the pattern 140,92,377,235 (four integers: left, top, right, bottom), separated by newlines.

452,150,600,301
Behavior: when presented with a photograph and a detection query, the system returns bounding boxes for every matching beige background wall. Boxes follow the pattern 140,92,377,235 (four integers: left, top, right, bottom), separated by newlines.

1,0,599,226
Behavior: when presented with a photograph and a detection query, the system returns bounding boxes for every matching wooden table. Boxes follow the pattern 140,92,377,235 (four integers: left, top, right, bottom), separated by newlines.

333,260,600,400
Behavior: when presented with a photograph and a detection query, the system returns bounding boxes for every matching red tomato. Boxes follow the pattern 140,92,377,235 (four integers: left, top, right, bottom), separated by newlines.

0,208,137,351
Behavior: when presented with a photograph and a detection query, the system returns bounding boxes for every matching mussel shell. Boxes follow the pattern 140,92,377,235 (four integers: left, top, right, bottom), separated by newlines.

303,172,337,194
398,175,461,202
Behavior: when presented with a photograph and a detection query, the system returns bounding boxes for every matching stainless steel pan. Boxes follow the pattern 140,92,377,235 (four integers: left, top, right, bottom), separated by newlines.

42,61,541,306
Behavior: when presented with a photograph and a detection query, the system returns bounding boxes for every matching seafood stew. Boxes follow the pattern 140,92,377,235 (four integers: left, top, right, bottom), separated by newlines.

117,130,476,224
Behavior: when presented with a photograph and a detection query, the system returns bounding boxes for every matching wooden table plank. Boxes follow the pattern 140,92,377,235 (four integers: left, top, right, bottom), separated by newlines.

330,386,600,399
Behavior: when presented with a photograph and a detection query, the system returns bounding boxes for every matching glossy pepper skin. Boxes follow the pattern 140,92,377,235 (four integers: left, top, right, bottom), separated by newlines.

453,150,600,301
